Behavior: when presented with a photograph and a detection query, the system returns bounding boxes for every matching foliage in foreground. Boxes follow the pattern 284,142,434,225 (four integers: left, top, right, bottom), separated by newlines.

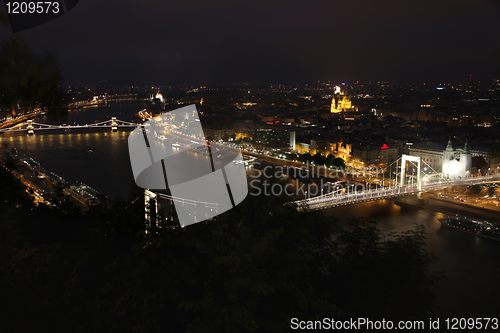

0,168,441,332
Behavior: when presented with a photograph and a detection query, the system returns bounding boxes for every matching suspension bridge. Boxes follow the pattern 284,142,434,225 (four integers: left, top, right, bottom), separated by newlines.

293,155,500,212
144,153,500,231
0,117,138,134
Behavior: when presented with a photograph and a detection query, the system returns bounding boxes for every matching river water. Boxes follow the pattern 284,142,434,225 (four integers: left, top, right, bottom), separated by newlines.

1,103,144,199
1,103,499,320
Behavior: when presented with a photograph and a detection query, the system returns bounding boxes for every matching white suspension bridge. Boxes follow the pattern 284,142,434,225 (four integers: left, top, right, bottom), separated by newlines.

293,155,500,212
144,154,500,231
0,117,138,134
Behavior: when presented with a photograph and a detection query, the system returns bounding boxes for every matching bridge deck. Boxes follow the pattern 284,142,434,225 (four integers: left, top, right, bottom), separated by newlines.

0,118,139,133
294,176,500,211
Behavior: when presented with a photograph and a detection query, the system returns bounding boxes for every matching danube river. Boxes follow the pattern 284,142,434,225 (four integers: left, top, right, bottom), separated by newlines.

1,103,499,320
1,103,143,199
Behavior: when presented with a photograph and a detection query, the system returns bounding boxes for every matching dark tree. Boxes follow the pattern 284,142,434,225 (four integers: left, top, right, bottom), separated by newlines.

0,167,442,332
0,34,64,115
333,157,346,169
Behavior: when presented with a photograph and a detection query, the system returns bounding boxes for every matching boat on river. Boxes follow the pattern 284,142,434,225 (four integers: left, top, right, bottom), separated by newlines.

438,216,500,241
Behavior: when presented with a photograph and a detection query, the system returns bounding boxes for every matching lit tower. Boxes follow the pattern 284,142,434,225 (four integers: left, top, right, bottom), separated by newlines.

461,139,472,176
442,137,454,178
400,154,422,191
27,119,34,135
330,86,342,113
111,117,118,131
144,189,161,233
290,131,296,151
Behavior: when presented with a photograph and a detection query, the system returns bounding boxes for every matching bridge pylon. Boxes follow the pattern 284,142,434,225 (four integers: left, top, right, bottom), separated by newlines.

27,119,34,135
401,154,421,191
111,117,117,131
144,189,161,234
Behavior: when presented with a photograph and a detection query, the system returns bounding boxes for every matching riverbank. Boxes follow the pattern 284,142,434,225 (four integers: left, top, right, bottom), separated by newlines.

0,152,106,212
392,194,500,223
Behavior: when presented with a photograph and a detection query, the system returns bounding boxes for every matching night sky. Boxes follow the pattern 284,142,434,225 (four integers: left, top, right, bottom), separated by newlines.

2,0,500,85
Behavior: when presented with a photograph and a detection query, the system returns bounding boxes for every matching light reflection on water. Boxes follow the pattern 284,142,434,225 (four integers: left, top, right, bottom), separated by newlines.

1,131,134,199
1,103,145,198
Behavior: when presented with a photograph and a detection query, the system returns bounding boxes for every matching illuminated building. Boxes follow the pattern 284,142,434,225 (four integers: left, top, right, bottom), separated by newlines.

335,141,352,161
253,127,289,145
203,126,235,140
330,86,358,113
290,131,296,151
442,138,471,179
150,93,164,103
351,142,398,168
233,122,254,140
408,142,443,172
409,139,473,178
